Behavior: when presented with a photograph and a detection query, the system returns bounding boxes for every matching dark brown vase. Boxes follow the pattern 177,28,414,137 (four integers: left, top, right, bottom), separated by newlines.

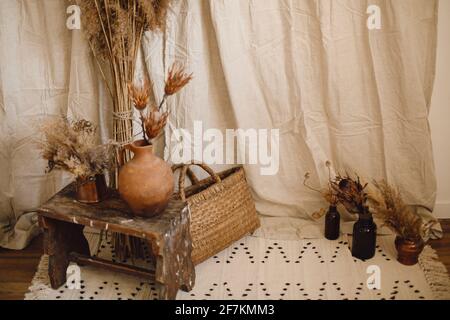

325,206,340,240
352,213,377,260
395,236,425,266
76,174,108,204
118,140,174,218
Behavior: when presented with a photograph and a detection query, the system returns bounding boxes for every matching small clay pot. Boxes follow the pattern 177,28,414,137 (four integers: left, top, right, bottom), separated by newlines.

118,140,174,218
76,174,108,204
395,236,425,266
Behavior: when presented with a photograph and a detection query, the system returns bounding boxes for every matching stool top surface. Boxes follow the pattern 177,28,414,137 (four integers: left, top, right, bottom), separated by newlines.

37,183,188,239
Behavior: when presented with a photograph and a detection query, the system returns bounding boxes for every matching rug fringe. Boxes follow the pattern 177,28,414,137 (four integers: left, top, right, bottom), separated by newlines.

24,255,52,300
419,245,450,300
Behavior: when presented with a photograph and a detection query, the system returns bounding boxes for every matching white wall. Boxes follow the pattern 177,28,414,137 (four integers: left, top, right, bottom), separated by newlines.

430,0,450,218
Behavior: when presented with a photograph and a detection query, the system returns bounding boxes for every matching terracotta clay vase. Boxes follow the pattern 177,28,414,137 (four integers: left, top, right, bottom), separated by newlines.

395,236,425,266
76,174,108,204
118,140,174,218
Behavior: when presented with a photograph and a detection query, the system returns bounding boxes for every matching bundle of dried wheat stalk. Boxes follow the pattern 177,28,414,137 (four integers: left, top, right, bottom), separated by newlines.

72,0,171,181
72,0,172,260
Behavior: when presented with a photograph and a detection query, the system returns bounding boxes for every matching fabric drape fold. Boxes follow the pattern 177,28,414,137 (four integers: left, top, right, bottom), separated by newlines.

0,0,103,249
147,0,440,238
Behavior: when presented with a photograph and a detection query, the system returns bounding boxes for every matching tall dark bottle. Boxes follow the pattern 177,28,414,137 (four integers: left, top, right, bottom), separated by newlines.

352,213,377,260
325,206,340,240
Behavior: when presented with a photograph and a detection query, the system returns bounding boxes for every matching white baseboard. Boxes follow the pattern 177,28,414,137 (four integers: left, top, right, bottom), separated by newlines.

434,201,450,219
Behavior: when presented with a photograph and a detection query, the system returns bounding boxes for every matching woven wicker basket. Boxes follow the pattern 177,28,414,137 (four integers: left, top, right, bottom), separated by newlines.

172,163,260,265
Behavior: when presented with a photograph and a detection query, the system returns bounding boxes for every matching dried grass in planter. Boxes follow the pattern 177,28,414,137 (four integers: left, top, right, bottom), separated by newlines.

172,163,260,265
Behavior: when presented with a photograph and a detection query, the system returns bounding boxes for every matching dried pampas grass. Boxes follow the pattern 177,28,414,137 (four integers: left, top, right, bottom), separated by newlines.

370,180,426,241
72,0,171,61
37,117,117,180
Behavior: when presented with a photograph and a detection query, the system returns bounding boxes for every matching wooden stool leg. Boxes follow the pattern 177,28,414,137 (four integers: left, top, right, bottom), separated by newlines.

158,256,180,300
48,247,69,289
155,252,193,300
178,222,195,292
153,207,195,300
40,217,90,289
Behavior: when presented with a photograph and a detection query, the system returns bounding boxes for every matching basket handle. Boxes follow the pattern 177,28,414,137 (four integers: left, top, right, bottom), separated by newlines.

172,164,199,185
172,162,221,201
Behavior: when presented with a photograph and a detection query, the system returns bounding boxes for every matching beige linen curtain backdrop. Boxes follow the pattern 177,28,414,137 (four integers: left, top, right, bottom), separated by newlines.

0,0,109,249
0,0,440,249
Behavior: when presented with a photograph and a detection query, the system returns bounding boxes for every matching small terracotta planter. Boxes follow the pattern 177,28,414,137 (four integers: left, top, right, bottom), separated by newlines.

76,174,108,204
395,236,425,266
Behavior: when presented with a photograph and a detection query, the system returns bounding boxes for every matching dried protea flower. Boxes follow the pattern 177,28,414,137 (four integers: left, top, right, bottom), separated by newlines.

331,173,369,214
144,107,169,140
164,63,193,96
128,79,151,111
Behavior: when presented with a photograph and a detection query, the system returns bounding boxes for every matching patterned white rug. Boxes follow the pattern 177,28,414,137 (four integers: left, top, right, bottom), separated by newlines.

25,232,450,300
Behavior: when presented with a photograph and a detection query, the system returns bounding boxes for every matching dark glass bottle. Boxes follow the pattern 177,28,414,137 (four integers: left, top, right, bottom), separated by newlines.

352,213,377,260
325,206,340,240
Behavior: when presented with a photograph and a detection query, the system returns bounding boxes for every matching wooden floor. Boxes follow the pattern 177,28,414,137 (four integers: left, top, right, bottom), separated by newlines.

0,234,44,300
1,220,449,300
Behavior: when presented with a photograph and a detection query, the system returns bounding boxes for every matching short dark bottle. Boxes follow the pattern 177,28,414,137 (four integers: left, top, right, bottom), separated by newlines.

352,213,377,260
325,206,340,240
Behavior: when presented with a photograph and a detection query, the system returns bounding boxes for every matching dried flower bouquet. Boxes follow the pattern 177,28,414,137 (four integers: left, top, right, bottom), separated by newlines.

304,161,342,239
304,163,372,217
369,180,429,241
369,180,435,265
37,117,116,180
331,173,370,216
304,161,339,207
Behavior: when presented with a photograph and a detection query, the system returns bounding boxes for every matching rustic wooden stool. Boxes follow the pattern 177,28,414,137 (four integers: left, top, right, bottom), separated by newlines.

37,184,195,300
